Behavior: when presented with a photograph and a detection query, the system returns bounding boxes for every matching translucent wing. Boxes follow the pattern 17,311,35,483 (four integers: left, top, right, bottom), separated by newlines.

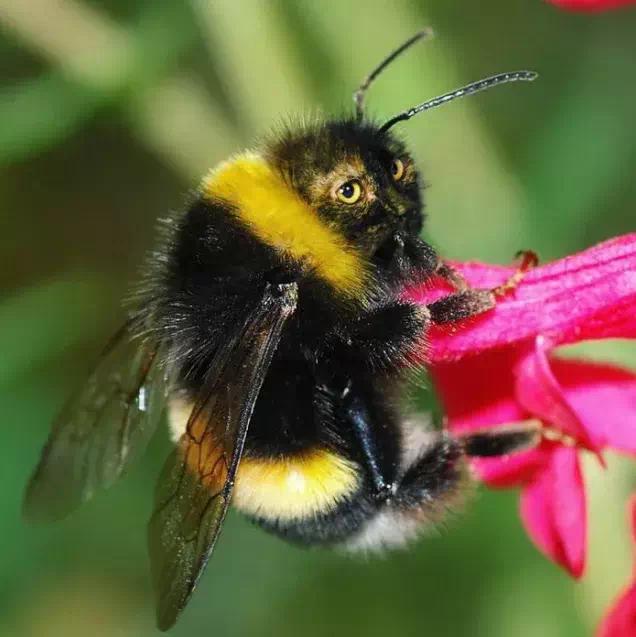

24,322,166,522
148,282,298,631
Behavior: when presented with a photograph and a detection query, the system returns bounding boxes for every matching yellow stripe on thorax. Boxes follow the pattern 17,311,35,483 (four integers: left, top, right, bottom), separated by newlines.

201,152,368,300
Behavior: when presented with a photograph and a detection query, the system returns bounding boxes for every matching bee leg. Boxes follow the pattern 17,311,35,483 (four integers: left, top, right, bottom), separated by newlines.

435,250,537,295
434,261,471,291
322,301,428,371
394,423,541,509
393,434,464,510
459,421,541,457
426,289,495,325
428,251,538,324
341,390,398,501
429,260,495,323
491,250,539,298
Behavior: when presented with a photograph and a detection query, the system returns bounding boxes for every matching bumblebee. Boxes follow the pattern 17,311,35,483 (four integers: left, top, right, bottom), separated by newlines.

24,31,538,631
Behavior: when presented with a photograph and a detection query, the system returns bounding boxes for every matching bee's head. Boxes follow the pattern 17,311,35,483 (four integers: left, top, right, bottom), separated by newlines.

202,32,535,292
263,32,536,268
266,119,424,259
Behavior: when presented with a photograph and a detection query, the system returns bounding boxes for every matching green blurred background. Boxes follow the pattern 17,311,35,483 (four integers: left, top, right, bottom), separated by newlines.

2,1,636,635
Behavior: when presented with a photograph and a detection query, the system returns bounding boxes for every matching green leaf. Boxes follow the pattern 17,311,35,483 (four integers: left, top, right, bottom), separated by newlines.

0,74,102,164
0,275,116,387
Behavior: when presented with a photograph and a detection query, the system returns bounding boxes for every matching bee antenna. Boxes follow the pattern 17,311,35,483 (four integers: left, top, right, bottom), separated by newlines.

354,28,433,122
379,70,538,133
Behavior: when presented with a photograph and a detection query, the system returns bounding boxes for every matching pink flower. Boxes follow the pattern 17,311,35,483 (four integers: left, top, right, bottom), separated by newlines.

405,234,636,577
548,0,636,11
598,495,636,637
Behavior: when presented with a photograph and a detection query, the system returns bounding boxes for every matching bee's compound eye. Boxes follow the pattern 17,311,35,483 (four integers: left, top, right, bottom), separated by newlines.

337,180,362,204
391,158,405,181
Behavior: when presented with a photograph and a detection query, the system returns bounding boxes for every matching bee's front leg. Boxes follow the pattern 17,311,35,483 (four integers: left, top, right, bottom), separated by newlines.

426,288,495,325
429,251,537,324
321,301,429,372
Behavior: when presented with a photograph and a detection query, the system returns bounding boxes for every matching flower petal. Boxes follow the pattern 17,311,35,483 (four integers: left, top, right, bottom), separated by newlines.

520,445,586,578
550,0,636,11
405,234,636,363
432,348,525,431
431,346,549,486
598,583,636,637
597,496,636,637
472,443,549,487
551,358,636,455
515,336,598,451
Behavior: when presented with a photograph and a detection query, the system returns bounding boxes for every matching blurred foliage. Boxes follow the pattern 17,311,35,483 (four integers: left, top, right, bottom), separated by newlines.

1,1,635,635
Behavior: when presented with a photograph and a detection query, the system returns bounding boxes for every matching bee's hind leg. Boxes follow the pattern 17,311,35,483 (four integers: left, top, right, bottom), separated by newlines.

392,433,465,511
393,422,540,511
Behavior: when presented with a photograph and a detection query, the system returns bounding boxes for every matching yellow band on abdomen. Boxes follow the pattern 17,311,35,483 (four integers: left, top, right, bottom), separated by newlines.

169,399,360,522
233,449,359,522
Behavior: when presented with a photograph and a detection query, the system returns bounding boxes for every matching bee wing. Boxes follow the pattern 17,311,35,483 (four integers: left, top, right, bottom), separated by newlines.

148,282,298,631
24,321,167,522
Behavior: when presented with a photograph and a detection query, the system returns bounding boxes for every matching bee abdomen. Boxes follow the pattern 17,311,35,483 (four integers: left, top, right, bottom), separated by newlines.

232,449,362,522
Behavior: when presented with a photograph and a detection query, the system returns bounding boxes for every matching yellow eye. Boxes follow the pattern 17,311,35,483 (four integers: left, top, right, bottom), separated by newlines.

336,180,362,204
391,158,405,181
